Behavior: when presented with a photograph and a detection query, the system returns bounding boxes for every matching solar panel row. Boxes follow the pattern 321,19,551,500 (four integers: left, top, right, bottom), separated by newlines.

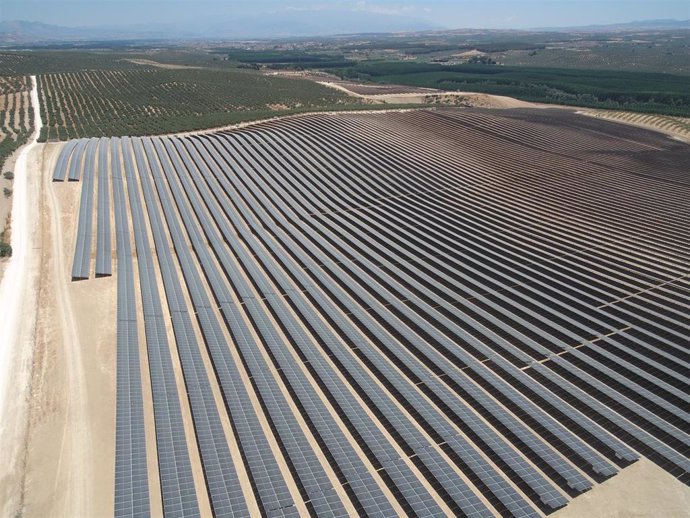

224,124,636,478
52,138,79,182
199,132,552,516
67,138,88,181
168,135,452,518
251,114,684,480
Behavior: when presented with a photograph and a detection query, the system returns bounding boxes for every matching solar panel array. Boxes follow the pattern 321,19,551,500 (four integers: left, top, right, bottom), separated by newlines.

55,108,690,517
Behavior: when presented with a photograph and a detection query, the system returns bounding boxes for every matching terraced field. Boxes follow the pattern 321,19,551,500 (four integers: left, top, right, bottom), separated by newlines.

53,108,690,517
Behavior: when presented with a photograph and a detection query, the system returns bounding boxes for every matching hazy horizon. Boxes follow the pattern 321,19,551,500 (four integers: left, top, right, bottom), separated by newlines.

2,0,689,31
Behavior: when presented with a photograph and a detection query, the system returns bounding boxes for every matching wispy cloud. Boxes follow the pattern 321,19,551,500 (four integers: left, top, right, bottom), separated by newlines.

353,1,418,16
282,1,422,17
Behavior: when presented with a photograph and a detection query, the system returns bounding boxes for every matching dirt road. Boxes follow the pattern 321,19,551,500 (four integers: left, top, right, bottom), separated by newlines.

0,75,42,429
0,75,107,518
0,75,43,515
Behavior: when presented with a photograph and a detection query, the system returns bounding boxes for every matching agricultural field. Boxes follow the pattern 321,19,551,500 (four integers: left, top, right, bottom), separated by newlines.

0,75,32,170
0,50,143,75
37,67,360,141
30,108,689,518
220,49,351,69
221,30,690,116
329,62,690,116
489,36,690,76
321,80,438,96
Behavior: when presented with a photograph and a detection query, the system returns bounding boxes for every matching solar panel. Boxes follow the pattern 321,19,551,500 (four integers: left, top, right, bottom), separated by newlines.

129,136,251,518
117,137,200,518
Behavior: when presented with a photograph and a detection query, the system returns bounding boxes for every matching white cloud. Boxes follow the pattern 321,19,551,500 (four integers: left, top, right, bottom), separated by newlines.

281,1,421,17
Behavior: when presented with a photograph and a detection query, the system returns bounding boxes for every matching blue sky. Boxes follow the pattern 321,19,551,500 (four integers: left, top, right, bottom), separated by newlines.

2,0,688,29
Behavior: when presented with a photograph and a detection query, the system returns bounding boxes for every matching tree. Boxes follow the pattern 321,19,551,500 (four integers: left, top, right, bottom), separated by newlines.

0,242,11,257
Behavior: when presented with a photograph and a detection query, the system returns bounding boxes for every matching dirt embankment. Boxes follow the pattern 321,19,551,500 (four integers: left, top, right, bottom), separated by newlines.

126,58,201,70
579,109,690,143
317,81,538,109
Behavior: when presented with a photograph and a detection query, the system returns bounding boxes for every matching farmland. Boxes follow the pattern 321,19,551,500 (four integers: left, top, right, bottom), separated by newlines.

219,28,690,76
331,62,690,116
489,37,690,76
581,110,690,139
0,51,143,75
36,108,690,518
218,29,690,116
1,30,687,142
37,67,361,141
0,75,32,170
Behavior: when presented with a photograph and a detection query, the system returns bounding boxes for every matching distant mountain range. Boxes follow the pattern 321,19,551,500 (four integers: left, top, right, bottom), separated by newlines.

0,17,687,46
535,19,690,32
0,12,440,45
0,20,192,44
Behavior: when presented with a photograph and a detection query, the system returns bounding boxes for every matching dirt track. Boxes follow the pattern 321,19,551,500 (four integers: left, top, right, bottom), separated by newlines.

0,79,43,515
0,113,115,518
0,140,117,518
0,126,42,518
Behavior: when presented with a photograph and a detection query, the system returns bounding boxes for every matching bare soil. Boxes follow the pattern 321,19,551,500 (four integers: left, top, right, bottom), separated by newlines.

0,143,116,518
553,459,690,518
126,58,201,70
318,81,539,109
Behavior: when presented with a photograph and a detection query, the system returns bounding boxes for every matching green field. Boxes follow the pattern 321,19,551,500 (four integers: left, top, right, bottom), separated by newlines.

0,75,32,171
493,43,690,76
334,61,690,116
220,49,350,68
0,50,145,74
37,67,362,141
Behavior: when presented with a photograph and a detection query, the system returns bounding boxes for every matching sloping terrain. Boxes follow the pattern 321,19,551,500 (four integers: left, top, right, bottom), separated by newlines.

49,108,690,517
